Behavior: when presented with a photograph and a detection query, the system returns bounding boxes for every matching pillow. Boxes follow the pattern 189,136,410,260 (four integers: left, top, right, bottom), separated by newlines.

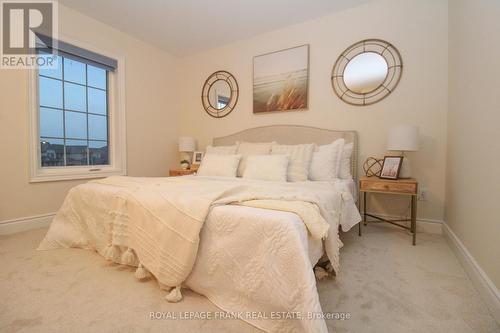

271,143,315,182
309,139,345,181
242,155,289,182
205,144,238,155
338,142,354,179
236,142,275,177
196,154,241,177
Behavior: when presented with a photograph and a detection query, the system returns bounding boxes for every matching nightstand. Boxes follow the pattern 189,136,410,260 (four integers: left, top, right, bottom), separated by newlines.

169,168,197,177
359,176,418,245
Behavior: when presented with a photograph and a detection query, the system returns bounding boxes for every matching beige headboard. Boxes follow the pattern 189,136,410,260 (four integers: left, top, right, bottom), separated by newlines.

213,125,358,179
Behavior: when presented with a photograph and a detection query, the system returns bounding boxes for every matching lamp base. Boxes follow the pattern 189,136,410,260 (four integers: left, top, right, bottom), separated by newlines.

399,156,412,179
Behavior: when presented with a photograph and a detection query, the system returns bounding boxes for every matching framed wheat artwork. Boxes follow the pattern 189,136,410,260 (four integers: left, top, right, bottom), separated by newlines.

253,44,309,113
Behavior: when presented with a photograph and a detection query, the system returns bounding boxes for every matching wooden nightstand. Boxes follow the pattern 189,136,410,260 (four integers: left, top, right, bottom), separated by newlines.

359,176,418,245
169,168,197,177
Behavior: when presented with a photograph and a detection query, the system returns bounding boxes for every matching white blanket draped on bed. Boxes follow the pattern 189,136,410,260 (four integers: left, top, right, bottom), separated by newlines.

38,175,360,333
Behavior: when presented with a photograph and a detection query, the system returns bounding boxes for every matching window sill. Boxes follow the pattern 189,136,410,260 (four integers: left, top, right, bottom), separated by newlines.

29,169,125,183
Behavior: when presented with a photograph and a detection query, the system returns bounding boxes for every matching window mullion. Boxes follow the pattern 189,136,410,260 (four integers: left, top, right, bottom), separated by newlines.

85,64,90,166
61,57,67,166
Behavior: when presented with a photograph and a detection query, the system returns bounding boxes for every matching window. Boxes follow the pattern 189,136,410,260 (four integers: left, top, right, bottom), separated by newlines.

29,38,126,182
39,55,109,167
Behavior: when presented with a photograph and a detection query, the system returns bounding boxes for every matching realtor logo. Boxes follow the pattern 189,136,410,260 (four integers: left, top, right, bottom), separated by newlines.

1,0,58,69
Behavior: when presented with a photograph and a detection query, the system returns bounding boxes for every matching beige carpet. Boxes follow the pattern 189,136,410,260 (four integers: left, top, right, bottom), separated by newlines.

0,223,498,333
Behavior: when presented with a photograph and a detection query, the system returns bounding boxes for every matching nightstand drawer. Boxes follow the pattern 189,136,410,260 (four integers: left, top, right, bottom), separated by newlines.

360,180,417,195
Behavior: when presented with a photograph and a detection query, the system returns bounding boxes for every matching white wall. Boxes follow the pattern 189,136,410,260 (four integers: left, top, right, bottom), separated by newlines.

0,0,451,225
447,0,500,289
179,0,449,222
0,5,180,221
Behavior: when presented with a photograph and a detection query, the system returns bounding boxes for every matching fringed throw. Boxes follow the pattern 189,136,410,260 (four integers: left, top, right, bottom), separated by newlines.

314,266,329,280
103,244,120,262
121,248,137,266
134,263,150,280
165,286,182,303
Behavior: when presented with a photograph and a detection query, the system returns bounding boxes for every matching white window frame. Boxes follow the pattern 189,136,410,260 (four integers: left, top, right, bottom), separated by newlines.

28,36,126,182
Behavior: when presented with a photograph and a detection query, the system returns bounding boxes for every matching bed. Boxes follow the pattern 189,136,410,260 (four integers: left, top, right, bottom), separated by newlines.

38,125,361,333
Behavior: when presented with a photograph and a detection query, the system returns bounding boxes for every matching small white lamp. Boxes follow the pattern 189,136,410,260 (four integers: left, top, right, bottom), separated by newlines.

178,137,196,168
387,125,419,178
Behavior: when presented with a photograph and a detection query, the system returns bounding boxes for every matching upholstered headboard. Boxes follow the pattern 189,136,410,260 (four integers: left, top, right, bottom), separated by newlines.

212,125,358,179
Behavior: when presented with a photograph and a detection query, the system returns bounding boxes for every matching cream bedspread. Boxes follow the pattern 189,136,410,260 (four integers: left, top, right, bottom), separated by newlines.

38,175,360,333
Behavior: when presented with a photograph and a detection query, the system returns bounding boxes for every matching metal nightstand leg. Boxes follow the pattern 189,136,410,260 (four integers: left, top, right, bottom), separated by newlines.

363,192,367,226
359,191,367,236
411,195,417,245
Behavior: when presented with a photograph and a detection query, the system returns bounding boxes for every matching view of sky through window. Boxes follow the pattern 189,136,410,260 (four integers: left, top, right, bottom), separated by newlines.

38,54,109,167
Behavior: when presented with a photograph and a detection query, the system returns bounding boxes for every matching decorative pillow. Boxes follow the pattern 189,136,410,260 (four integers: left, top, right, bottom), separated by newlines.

205,144,238,155
196,154,242,177
271,143,315,182
236,142,275,177
242,155,289,182
309,139,345,181
338,142,354,179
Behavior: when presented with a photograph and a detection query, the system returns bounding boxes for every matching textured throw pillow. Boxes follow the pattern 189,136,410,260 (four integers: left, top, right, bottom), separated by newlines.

236,142,275,177
242,155,289,182
271,143,315,182
205,144,238,155
196,154,242,177
338,142,354,179
309,139,345,181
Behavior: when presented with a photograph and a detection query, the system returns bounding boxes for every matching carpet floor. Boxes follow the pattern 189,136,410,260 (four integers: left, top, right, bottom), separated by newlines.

0,223,498,333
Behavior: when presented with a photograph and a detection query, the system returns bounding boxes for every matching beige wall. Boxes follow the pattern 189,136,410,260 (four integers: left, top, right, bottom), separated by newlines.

179,0,449,221
447,0,500,288
0,5,180,221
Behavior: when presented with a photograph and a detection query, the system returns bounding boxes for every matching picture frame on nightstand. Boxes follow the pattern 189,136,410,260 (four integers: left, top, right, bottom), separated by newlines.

192,151,204,165
379,156,403,180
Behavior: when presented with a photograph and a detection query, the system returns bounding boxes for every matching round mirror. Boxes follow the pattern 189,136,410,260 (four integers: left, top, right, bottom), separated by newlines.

202,71,239,118
343,52,388,94
208,80,231,110
331,39,402,106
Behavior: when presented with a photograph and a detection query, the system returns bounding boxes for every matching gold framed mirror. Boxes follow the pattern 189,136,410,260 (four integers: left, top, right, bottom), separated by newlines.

331,39,403,106
201,71,239,118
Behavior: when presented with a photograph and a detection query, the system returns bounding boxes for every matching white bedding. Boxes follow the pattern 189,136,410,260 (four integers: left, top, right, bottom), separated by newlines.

184,177,360,332
336,178,358,204
38,175,361,333
186,205,326,332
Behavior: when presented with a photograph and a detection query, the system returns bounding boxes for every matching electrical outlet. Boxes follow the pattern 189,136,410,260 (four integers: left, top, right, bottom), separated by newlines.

419,187,428,201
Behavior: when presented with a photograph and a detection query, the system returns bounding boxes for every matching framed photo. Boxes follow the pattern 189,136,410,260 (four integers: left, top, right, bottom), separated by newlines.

253,44,309,113
379,156,403,180
192,151,204,165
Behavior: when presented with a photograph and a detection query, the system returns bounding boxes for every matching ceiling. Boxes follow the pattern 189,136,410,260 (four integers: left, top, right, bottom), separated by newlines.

59,0,370,56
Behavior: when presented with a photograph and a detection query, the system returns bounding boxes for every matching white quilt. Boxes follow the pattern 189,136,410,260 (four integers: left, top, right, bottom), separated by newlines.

38,175,360,333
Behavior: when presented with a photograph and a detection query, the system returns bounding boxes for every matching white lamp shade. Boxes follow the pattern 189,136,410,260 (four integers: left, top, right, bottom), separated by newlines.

387,125,419,151
178,137,196,152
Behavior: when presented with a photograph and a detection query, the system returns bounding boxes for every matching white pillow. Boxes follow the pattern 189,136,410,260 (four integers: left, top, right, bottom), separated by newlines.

242,155,289,182
271,143,315,182
309,139,345,181
205,144,238,155
196,154,241,177
236,142,275,177
338,142,354,179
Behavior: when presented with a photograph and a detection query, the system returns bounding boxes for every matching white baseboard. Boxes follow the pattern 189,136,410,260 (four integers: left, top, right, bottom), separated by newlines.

0,213,54,235
365,211,442,234
442,222,500,325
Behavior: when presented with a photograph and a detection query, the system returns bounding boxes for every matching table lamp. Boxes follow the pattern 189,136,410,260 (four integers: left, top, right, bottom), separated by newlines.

178,137,196,168
387,125,419,178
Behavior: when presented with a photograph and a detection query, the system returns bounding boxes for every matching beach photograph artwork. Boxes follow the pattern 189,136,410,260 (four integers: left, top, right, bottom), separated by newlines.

253,45,309,113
